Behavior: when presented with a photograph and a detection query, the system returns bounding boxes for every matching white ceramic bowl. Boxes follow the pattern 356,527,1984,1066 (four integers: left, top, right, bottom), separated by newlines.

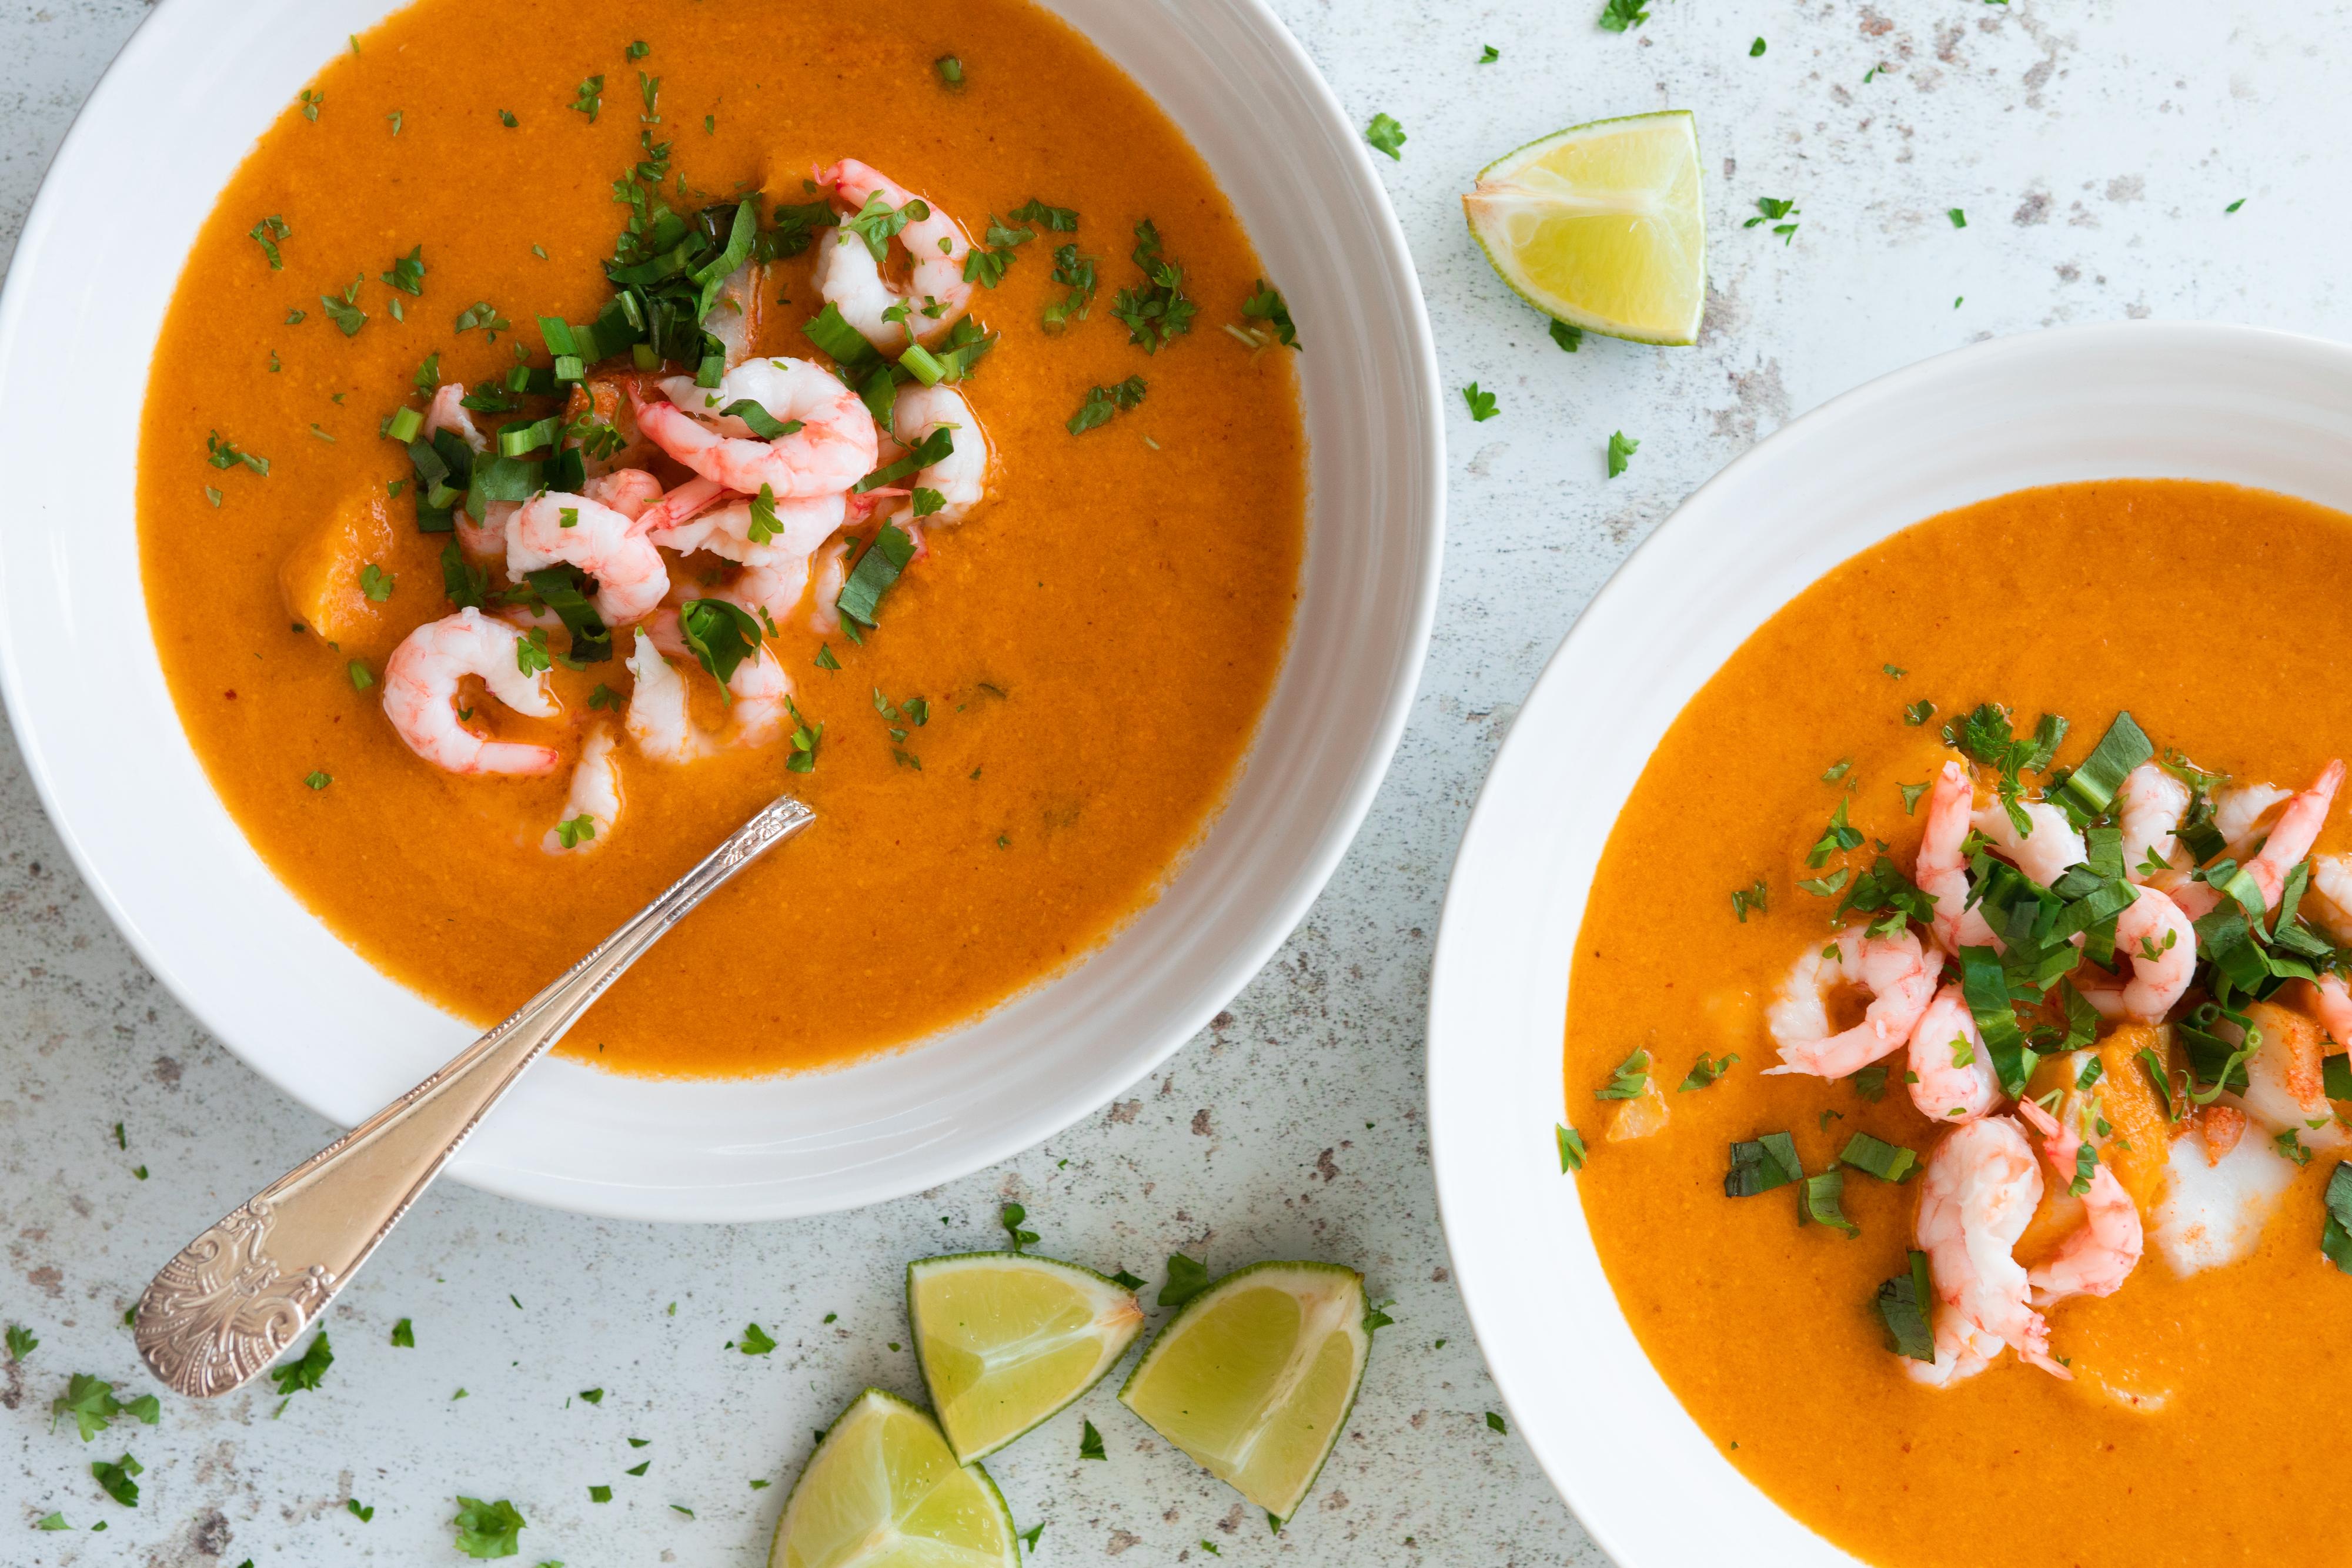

1426,322,2352,1564
0,0,1442,1220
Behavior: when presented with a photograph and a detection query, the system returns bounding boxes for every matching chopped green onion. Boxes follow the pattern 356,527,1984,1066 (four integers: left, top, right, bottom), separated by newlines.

1875,1250,1935,1360
385,406,423,443
1839,1132,1919,1183
2057,711,2153,817
632,342,660,370
552,354,585,383
834,524,917,627
900,344,946,386
1724,1132,1800,1196
1798,1169,1859,1236
719,400,801,441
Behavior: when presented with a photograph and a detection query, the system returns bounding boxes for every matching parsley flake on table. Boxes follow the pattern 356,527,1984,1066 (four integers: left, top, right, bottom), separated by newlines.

1109,1268,1147,1290
589,1485,613,1503
1461,382,1498,422
347,1498,374,1523
1597,0,1649,32
1001,1202,1040,1252
452,1496,526,1559
1750,36,1768,55
1485,1410,1508,1433
1606,430,1639,476
390,1318,414,1347
1947,207,1969,229
1158,1252,1211,1308
36,1512,70,1530
739,1323,777,1356
1479,44,1500,62
249,215,290,270
92,1452,142,1507
5,1323,36,1361
270,1330,333,1398
51,1375,125,1440
2226,197,2247,213
1549,320,1582,352
1078,1418,1107,1460
1744,196,1799,243
1365,112,1406,160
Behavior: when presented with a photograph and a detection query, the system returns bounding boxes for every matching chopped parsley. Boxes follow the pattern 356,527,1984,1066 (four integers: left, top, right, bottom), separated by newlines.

1904,699,1936,726
1365,112,1407,159
1485,1410,1508,1433
570,75,605,122
249,215,290,269
1078,1419,1107,1460
1158,1252,1211,1308
1730,877,1769,921
2226,197,2247,213
1750,35,1767,55
270,1330,333,1398
1111,219,1197,351
1068,376,1147,434
962,213,1036,288
346,660,375,691
1594,1048,1650,1100
553,814,597,850
390,1318,414,1348
1480,44,1501,62
303,771,332,791
1001,1202,1040,1252
1462,382,1499,422
1744,196,1799,243
92,1452,143,1507
1598,0,1650,31
1549,320,1583,352
936,55,964,86
589,1485,613,1504
1240,280,1299,349
1556,1124,1586,1172
381,245,426,296
677,598,762,684
451,1496,527,1559
453,300,510,339
347,1499,375,1523
205,430,269,475
1678,1052,1739,1091
739,1322,777,1355
5,1323,35,1361
1947,206,1969,229
359,563,394,602
1806,798,1864,867
1008,198,1077,232
1043,245,1100,331
299,88,323,122
1606,430,1639,476
51,1375,131,1440
321,275,368,336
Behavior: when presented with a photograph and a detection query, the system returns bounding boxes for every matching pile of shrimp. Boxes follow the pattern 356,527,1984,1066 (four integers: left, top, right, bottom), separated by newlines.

1752,725,2351,1388
377,160,991,856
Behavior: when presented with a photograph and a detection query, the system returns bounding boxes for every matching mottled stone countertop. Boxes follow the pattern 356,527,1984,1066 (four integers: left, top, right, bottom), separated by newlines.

5,2,2344,1563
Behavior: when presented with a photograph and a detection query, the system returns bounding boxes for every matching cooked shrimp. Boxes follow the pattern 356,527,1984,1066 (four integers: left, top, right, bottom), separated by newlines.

652,491,849,627
1915,1116,2068,1379
887,385,990,523
2308,972,2352,1048
456,502,512,560
563,374,660,476
2074,884,2196,1024
1762,926,1939,1078
542,727,621,854
581,467,664,521
505,493,670,627
1970,797,2087,887
422,382,485,453
1907,1309,2006,1389
2170,760,2343,920
2116,763,2191,881
624,613,792,761
1917,761,1997,952
623,628,707,765
2214,783,2291,845
807,537,851,633
2229,998,2347,1151
2301,854,2352,944
812,159,974,349
1906,982,2002,1124
633,476,728,539
380,607,560,776
2014,1099,2144,1305
636,359,878,497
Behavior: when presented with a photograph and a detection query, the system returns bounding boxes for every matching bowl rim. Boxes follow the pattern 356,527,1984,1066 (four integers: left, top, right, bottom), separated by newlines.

1424,319,2352,1563
0,0,1446,1219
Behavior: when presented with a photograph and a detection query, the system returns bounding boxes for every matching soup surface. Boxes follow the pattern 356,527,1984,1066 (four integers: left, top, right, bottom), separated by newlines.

1564,481,2352,1567
139,0,1304,1076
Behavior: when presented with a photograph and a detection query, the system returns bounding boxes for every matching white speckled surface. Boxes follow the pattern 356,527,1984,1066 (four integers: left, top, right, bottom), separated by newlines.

5,2,2348,1562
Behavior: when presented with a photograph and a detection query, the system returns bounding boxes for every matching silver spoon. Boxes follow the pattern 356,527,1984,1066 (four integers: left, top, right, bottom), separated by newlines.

132,791,815,1399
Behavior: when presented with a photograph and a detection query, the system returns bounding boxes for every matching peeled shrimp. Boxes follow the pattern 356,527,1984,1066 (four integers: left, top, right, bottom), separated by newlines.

651,490,850,627
636,359,879,497
2229,999,2347,1151
807,538,851,634
543,727,622,854
564,375,660,476
581,467,664,521
887,385,990,523
622,614,793,762
422,382,485,453
813,159,974,350
1914,1116,2068,1380
1970,797,2087,888
623,630,707,765
2170,760,2343,920
380,607,560,776
1906,982,2002,1124
2115,762,2190,881
1908,1310,2006,1389
1917,761,1997,952
705,262,766,369
2013,1099,2144,1306
505,492,670,627
2215,783,2293,845
2074,884,2196,1024
1762,926,1939,1078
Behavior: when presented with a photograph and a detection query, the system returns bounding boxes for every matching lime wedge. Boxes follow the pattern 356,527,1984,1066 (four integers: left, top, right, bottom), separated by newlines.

769,1389,1017,1568
1462,109,1707,346
908,1251,1145,1463
1115,1261,1371,1523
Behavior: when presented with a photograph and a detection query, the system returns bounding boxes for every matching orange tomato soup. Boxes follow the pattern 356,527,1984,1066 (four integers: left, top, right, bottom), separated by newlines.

138,0,1304,1075
1565,482,2352,1567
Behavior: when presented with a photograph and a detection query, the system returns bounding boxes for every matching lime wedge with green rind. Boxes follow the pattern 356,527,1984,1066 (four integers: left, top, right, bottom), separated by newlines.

908,1251,1145,1464
769,1388,1017,1568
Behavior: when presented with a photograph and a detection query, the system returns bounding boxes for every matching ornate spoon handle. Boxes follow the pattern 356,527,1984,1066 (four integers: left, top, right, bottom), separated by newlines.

134,792,816,1399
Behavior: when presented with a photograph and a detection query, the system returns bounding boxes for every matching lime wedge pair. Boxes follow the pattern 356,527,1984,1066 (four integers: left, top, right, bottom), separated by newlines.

1464,109,1707,346
770,1256,1374,1563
